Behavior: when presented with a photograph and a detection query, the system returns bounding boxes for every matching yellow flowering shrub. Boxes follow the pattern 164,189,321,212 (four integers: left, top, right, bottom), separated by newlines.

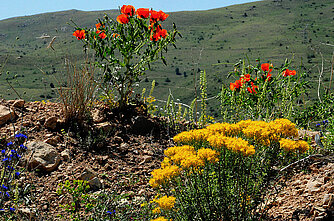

206,122,241,137
149,165,180,188
207,135,255,156
197,148,219,164
279,138,310,152
152,195,176,212
180,153,204,169
148,118,311,220
164,145,196,164
173,128,210,144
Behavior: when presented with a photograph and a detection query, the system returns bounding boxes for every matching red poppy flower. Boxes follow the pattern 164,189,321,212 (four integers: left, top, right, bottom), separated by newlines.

112,33,120,38
150,32,161,41
121,5,135,16
261,63,273,73
150,10,160,22
95,23,105,30
96,30,106,39
283,69,296,77
117,14,129,24
244,74,251,82
73,30,85,40
159,29,168,38
136,8,150,19
235,79,242,88
158,10,169,21
230,82,236,91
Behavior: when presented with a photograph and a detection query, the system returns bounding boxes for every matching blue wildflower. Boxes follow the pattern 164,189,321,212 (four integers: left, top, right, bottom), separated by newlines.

6,142,13,146
9,207,15,212
107,210,116,214
1,150,5,154
323,120,329,124
6,192,10,197
15,172,20,176
7,166,14,170
20,144,27,150
316,123,321,127
2,185,8,190
15,133,27,139
11,149,16,153
0,208,4,211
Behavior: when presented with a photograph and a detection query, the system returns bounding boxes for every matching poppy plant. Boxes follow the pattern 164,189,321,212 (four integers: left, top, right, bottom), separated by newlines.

95,23,104,30
121,5,135,16
136,8,150,19
282,69,296,77
72,5,178,108
261,63,273,73
73,30,85,40
158,10,169,21
150,25,168,41
117,14,129,24
96,30,107,39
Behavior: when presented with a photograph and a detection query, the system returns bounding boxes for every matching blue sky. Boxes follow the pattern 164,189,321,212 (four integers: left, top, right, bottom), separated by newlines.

1,0,260,21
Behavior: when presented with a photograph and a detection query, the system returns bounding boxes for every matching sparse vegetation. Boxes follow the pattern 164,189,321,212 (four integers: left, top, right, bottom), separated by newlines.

0,1,334,221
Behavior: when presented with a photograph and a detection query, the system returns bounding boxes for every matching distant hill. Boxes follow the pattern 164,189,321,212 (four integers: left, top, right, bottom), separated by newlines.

0,0,333,116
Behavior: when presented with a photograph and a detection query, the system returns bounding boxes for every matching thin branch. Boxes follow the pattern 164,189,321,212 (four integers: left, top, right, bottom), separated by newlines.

279,154,322,172
317,52,324,103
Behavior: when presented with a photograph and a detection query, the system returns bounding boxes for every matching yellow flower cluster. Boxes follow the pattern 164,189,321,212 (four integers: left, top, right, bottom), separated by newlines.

240,119,298,145
197,148,219,164
173,128,210,144
279,138,310,152
150,217,171,221
152,118,306,188
164,145,219,169
206,122,241,137
149,165,180,188
152,195,176,213
207,135,255,156
164,145,196,164
150,145,219,188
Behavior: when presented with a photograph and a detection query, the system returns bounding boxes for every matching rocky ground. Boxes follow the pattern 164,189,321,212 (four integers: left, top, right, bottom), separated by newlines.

0,99,333,220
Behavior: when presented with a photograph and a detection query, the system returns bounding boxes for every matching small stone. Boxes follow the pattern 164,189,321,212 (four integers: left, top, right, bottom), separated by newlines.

88,177,102,190
95,122,113,133
306,179,322,192
314,216,324,221
138,189,145,195
18,208,35,217
44,136,61,146
12,99,25,108
0,105,16,126
60,149,71,162
44,116,58,130
42,204,48,211
92,109,105,123
79,168,97,181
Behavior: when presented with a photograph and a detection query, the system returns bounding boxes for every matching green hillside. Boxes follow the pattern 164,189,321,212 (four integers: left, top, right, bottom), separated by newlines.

0,0,333,115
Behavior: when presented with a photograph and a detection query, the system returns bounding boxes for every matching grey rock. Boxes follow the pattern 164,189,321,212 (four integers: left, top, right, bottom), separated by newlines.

0,105,16,125
78,168,102,190
88,177,103,190
26,141,61,172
